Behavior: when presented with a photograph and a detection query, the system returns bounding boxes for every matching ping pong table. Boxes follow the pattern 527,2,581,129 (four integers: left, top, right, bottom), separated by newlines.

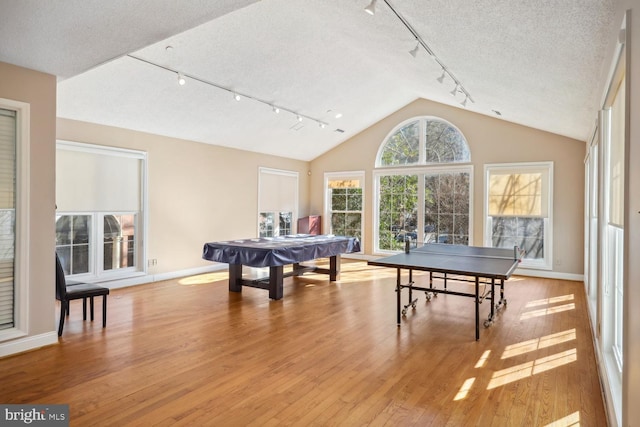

202,234,361,300
368,243,521,340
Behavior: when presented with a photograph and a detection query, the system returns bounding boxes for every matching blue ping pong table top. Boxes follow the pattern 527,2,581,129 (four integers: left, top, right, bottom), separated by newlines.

368,243,520,280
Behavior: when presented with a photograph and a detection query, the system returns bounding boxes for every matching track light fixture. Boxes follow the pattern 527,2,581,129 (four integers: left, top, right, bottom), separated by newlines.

369,1,474,106
127,54,331,130
409,42,419,58
461,95,468,107
364,0,377,15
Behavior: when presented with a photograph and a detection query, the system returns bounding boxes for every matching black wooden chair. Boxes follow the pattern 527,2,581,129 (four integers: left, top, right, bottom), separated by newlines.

55,253,110,336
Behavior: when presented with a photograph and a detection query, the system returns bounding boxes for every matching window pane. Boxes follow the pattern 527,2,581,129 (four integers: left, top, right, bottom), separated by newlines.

103,214,136,271
279,212,292,236
345,188,363,211
425,120,470,163
259,212,274,237
423,172,470,245
332,192,347,210
380,121,420,166
378,174,418,250
56,215,91,275
491,216,544,260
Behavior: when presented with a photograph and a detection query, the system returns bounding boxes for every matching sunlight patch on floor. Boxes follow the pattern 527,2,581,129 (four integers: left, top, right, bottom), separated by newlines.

525,294,574,308
520,303,575,320
453,377,476,401
179,271,229,285
544,411,580,426
487,348,577,390
475,350,491,368
501,329,576,359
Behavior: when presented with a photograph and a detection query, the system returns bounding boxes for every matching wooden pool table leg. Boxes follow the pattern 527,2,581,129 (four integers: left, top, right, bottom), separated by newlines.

269,266,284,300
329,254,341,281
229,264,243,292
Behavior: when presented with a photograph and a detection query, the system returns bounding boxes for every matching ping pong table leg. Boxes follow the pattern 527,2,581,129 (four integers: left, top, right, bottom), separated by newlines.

490,277,495,320
229,264,243,293
396,268,401,326
475,276,480,341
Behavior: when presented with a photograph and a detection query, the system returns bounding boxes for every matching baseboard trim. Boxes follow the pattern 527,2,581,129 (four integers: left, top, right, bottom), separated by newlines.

0,332,58,359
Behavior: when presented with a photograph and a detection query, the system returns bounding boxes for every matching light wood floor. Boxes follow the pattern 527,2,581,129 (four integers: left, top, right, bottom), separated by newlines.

1,261,607,426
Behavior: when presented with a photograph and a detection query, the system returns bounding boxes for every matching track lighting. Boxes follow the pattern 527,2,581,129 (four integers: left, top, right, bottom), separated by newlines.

369,1,474,106
409,43,419,58
461,95,468,107
364,0,377,15
128,54,331,130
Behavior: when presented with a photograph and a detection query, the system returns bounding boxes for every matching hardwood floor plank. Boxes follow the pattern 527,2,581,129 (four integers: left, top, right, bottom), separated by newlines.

0,261,606,426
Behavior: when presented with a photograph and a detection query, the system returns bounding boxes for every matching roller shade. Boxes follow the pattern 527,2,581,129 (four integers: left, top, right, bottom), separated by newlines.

258,168,298,213
488,169,549,217
56,144,142,212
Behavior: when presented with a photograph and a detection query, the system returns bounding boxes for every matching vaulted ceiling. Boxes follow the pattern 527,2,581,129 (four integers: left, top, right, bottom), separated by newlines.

0,0,618,160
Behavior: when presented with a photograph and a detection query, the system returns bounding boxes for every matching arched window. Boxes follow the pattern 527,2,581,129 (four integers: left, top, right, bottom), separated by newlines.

374,117,472,252
377,117,470,166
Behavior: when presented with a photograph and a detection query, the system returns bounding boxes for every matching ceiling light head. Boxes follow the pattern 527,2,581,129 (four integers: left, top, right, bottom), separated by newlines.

297,115,303,122
177,73,186,86
437,70,446,84
272,105,280,114
364,0,377,15
461,95,468,107
319,122,326,129
409,43,419,58
334,113,343,119
450,84,459,97
234,93,241,101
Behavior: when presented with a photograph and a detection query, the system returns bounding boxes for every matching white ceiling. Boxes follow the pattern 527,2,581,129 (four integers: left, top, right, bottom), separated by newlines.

1,0,618,161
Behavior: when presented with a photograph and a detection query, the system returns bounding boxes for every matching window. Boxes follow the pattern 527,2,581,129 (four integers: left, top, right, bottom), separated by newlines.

325,172,364,243
484,162,553,270
56,141,146,280
258,168,298,237
375,117,472,252
0,99,29,342
0,108,16,331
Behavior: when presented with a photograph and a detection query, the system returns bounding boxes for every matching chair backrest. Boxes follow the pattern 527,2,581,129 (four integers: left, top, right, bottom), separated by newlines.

55,253,67,301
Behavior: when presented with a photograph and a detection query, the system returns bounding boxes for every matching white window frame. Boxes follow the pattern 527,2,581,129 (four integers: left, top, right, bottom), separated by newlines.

257,167,298,237
483,162,554,271
324,171,365,247
55,141,148,282
0,98,30,343
373,164,474,254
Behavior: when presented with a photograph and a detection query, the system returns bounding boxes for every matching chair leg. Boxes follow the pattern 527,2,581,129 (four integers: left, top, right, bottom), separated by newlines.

90,296,95,321
82,298,87,320
58,301,66,336
102,295,107,328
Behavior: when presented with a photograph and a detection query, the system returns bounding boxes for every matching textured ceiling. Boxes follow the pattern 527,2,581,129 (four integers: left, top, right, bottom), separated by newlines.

1,0,618,161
